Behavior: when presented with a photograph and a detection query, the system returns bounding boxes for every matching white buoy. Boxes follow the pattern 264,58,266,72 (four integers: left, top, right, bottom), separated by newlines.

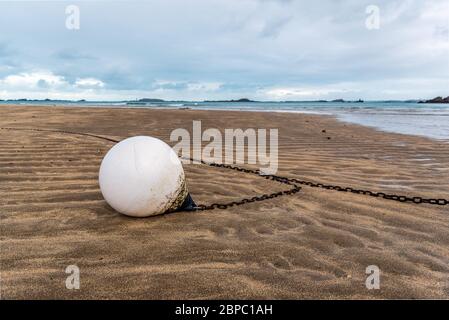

99,136,191,217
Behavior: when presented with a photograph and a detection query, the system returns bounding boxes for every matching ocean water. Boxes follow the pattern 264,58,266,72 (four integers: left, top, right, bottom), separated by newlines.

180,101,449,140
3,100,449,140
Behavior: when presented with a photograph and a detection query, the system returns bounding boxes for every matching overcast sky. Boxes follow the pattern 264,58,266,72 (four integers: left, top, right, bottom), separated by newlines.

0,0,448,101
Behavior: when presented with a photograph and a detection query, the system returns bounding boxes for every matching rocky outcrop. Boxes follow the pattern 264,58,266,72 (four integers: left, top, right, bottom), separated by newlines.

419,96,449,103
204,98,256,103
137,98,165,102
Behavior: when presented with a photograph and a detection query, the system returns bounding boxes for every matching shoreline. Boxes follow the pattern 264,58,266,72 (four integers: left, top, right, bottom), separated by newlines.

2,103,449,142
1,104,448,299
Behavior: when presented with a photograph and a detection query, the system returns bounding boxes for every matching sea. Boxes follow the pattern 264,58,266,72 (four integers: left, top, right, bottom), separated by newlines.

2,100,449,141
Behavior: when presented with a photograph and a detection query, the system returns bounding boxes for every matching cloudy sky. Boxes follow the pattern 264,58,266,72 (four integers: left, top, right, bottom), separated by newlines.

0,0,448,101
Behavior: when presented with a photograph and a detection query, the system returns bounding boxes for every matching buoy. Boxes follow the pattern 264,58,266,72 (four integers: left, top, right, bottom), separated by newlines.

99,136,195,217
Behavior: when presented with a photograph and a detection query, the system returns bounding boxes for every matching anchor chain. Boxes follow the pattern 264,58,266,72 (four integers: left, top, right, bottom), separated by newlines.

287,178,448,206
189,161,448,210
182,160,301,211
1,127,448,210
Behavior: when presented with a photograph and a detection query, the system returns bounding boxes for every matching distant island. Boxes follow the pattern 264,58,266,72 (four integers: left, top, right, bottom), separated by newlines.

136,98,165,103
1,97,448,104
418,96,449,104
203,98,256,103
0,98,77,103
331,99,364,103
126,98,166,105
283,99,364,103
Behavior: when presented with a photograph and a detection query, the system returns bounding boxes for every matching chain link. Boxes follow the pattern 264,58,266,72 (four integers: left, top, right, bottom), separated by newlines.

287,178,448,206
181,159,302,211
187,159,448,210
2,127,448,210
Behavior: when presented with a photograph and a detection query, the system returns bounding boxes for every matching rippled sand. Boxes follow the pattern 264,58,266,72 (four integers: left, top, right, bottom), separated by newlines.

1,105,448,299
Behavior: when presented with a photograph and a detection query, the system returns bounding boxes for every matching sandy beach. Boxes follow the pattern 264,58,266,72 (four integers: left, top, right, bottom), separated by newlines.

0,104,448,299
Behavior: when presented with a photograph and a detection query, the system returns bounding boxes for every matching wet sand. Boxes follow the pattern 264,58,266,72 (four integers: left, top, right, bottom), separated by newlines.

1,104,448,299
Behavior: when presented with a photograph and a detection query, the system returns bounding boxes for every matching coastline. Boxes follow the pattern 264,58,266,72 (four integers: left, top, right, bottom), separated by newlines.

3,102,448,141
1,104,448,299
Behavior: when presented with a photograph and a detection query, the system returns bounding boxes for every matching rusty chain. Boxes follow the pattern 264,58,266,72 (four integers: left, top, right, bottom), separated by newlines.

179,159,302,211
287,178,448,206
2,127,448,210
187,161,448,209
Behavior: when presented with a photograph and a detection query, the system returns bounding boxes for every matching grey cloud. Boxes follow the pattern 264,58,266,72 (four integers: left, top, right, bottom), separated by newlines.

54,49,96,61
151,82,189,90
0,0,447,100
0,43,13,57
434,25,449,40
37,79,50,89
259,15,292,38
